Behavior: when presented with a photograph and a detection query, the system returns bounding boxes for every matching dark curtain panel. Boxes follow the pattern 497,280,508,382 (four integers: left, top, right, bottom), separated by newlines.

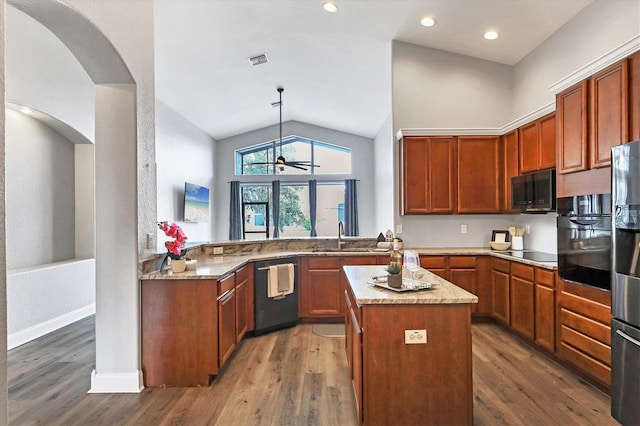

229,181,242,240
345,179,359,236
309,180,318,237
272,180,281,238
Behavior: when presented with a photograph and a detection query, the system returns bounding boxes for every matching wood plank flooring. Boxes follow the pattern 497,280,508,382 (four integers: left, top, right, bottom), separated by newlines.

8,316,617,425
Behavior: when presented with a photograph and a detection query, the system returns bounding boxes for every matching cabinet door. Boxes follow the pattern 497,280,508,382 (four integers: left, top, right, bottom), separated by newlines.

350,306,363,424
589,60,628,168
235,278,248,342
420,256,448,280
450,269,476,312
402,137,430,214
457,136,501,213
429,137,457,213
300,257,341,317
538,112,556,170
519,121,539,174
502,130,519,213
557,81,588,174
510,276,534,339
491,269,510,325
218,288,236,368
630,51,640,141
535,284,555,351
344,290,353,369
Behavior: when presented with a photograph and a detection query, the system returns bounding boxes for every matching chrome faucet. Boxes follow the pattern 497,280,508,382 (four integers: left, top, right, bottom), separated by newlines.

338,221,346,250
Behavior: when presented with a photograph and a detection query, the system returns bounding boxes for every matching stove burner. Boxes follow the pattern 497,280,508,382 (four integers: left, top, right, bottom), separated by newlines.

507,251,557,262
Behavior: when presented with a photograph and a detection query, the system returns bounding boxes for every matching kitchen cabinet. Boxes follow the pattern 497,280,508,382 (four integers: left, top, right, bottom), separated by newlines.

141,279,218,387
401,136,456,214
449,256,477,313
557,278,612,388
299,257,341,318
218,274,236,368
420,255,447,279
535,269,555,352
491,258,510,325
502,129,520,213
557,80,589,174
457,136,501,213
235,264,254,341
589,60,628,168
344,286,363,423
518,112,556,173
475,256,492,315
510,263,534,339
340,256,377,315
630,51,640,141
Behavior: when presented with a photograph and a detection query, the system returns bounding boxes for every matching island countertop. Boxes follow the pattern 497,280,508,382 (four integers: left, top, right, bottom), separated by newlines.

343,265,479,305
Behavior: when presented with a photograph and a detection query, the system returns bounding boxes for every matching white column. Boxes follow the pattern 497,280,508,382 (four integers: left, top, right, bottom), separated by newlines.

90,84,142,393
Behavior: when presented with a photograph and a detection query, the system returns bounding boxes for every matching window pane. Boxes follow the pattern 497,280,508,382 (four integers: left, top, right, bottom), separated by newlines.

241,147,273,175
276,140,311,176
314,142,351,174
315,184,345,236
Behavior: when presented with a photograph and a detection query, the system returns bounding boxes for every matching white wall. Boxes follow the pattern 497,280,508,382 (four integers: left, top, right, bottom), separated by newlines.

6,5,94,141
373,114,394,234
214,120,376,241
155,100,216,246
512,0,640,119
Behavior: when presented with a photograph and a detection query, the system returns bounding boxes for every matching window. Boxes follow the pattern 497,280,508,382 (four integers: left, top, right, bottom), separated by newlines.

241,182,345,238
236,135,351,175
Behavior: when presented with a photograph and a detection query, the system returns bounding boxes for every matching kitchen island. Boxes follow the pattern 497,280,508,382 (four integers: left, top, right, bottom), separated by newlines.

343,265,478,425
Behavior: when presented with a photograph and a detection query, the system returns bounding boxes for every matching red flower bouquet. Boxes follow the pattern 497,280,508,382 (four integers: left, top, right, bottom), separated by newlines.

158,221,188,260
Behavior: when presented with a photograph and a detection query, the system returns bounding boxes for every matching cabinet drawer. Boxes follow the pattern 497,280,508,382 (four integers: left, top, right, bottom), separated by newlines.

218,274,235,296
421,256,446,269
559,342,611,386
235,264,250,283
561,325,611,366
561,291,611,324
511,263,534,281
561,308,611,346
449,256,476,269
307,257,340,269
491,258,510,273
536,268,555,288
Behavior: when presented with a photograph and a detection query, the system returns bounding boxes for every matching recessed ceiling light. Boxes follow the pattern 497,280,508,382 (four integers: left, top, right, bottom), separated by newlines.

323,2,338,13
484,31,499,40
420,17,436,27
20,106,33,114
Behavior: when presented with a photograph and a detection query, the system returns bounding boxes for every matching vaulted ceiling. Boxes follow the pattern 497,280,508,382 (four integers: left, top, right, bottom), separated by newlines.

155,0,593,140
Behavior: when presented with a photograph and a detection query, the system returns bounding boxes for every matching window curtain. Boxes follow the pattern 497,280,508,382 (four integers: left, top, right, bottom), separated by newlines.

309,180,318,237
229,181,242,240
345,179,359,236
272,180,280,238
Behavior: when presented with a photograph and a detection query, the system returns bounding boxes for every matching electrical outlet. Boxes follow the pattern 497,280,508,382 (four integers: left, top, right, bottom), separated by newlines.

525,225,531,235
396,224,403,234
213,246,224,255
405,329,427,344
146,233,153,249
461,224,468,234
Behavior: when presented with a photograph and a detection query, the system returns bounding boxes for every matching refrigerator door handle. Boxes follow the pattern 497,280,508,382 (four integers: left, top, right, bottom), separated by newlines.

616,329,640,347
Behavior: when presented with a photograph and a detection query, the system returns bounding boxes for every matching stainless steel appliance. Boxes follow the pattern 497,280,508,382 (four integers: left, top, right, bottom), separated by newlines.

253,257,299,335
557,194,611,289
611,140,640,424
511,169,556,212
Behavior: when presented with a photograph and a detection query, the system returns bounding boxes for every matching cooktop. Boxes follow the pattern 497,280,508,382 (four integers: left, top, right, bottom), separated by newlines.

505,251,557,262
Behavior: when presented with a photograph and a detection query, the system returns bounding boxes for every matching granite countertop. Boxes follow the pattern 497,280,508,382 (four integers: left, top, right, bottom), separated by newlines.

343,265,479,305
141,247,557,280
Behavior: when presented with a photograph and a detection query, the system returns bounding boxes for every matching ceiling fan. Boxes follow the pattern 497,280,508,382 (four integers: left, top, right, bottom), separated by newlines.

250,86,319,172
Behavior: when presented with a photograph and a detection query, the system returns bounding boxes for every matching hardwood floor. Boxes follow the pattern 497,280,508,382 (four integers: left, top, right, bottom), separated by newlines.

8,317,617,425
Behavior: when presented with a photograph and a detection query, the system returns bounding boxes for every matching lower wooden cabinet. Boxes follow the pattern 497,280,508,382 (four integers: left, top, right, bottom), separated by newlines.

510,263,535,339
534,269,555,351
557,278,612,388
449,256,477,313
235,264,254,341
491,258,511,325
218,274,237,368
299,257,342,318
344,287,363,423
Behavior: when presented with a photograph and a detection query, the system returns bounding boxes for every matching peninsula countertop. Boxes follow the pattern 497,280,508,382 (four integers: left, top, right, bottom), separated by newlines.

343,265,479,305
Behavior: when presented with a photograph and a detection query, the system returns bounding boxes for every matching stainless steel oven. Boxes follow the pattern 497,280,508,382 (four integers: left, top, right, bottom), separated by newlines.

557,194,611,290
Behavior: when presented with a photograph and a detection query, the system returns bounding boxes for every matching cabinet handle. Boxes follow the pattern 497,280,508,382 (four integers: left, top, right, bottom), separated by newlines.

220,289,235,304
616,329,640,347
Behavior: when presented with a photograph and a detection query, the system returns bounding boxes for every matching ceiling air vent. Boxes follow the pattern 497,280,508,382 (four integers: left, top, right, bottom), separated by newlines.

248,53,268,66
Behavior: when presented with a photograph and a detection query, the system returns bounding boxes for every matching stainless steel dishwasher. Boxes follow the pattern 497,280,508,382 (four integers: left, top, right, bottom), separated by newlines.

253,257,299,335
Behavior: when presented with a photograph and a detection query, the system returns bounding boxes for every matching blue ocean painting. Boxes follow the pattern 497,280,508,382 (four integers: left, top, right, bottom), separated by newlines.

184,182,210,222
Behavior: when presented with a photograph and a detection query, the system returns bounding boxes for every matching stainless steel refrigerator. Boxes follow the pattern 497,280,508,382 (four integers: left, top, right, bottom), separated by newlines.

611,140,640,424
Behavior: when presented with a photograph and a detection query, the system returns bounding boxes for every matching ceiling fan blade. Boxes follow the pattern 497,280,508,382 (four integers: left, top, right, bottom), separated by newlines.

247,162,274,165
285,163,308,171
289,162,320,167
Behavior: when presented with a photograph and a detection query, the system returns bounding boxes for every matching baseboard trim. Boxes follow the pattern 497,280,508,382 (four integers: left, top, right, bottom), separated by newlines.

7,304,96,350
88,369,144,393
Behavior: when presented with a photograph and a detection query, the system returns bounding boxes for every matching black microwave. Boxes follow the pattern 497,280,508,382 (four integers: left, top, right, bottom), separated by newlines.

511,169,556,213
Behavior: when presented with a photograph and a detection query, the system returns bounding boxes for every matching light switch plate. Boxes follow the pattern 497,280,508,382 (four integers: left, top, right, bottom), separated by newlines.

396,224,403,234
213,246,224,255
405,329,427,344
461,224,468,234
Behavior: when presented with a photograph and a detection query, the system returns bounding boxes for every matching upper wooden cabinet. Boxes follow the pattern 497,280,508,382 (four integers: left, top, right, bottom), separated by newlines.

402,136,456,214
502,130,520,213
518,112,556,173
457,136,501,213
558,59,629,174
628,50,640,141
589,60,628,168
